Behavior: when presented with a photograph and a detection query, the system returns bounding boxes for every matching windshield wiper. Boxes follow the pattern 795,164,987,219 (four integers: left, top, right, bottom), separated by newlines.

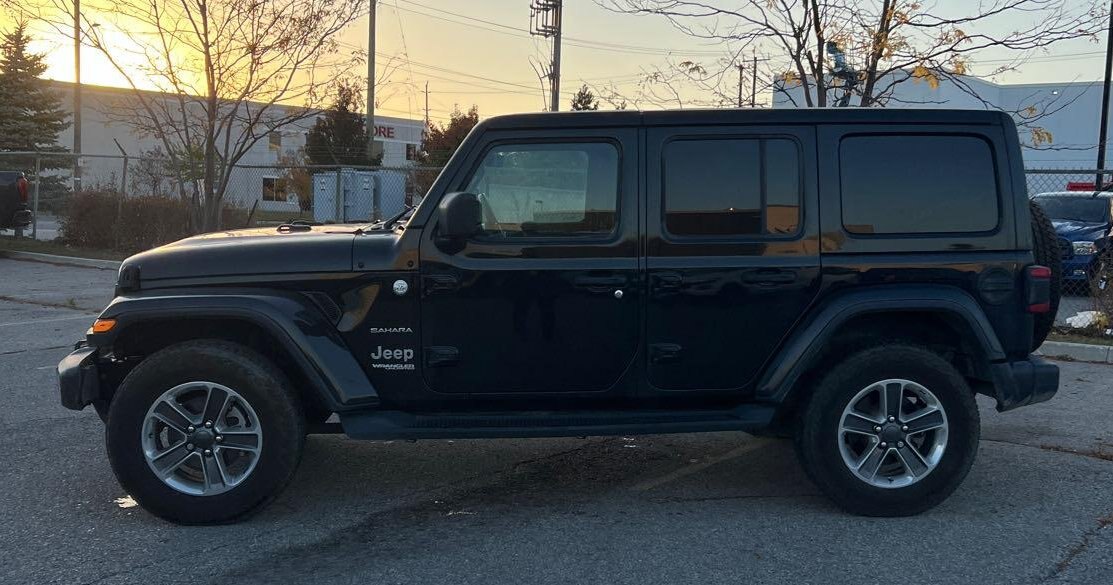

357,204,416,233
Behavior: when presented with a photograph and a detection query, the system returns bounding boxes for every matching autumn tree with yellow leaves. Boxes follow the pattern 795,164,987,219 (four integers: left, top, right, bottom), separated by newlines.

601,0,1105,145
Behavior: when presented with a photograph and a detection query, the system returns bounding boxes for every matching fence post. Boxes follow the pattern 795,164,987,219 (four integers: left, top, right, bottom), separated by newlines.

334,167,343,222
372,168,381,222
31,155,41,240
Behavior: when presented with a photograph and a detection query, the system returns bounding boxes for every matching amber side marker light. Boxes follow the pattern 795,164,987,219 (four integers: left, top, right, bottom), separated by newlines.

89,319,117,334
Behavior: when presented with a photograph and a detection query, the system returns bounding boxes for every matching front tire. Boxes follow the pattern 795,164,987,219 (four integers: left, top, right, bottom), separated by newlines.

795,345,980,517
106,340,305,524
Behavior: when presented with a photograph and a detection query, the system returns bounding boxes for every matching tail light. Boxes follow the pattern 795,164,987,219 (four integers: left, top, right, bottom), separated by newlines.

1026,265,1052,313
16,176,28,203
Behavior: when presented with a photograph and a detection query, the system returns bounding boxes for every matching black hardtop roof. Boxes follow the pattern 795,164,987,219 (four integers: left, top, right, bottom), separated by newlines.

481,108,1011,130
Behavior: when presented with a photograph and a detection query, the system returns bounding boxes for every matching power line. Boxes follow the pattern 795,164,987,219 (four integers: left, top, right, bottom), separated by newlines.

389,0,724,56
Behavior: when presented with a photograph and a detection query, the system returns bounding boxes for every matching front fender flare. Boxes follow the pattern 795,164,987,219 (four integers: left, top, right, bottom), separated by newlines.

92,289,377,411
756,285,1006,403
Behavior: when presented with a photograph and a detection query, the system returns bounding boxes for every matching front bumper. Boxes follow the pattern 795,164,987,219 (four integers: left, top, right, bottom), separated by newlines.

1062,256,1095,281
990,356,1059,412
58,344,100,411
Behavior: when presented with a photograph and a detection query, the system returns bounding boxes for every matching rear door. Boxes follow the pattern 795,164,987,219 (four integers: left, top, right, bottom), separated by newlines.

644,125,821,392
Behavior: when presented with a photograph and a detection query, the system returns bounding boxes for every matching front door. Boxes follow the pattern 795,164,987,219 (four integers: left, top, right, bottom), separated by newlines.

645,125,821,392
419,128,640,396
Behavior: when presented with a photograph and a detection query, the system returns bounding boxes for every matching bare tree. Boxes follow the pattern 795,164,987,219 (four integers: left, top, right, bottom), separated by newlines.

21,0,367,231
599,1,1105,139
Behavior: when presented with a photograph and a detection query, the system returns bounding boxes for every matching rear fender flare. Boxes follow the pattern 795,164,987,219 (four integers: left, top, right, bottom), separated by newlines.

756,285,1005,403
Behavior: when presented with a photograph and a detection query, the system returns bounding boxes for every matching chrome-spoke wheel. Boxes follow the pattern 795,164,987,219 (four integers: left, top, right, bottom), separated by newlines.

837,378,949,489
141,381,263,496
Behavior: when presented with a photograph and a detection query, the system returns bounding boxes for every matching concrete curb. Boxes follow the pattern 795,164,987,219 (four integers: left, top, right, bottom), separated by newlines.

0,250,121,271
1037,340,1113,364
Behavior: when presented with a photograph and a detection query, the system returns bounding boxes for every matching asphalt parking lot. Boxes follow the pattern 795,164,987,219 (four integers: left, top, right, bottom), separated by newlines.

1,256,1112,585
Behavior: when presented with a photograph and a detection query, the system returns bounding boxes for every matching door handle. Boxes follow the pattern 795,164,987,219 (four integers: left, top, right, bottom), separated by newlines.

422,274,459,294
655,272,683,290
573,275,627,292
743,269,796,285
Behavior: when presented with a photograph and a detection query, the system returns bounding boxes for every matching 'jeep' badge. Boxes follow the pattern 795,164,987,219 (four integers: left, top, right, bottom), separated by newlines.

392,279,409,296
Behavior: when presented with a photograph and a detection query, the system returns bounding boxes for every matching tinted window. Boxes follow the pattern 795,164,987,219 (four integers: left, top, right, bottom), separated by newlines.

464,142,618,237
663,138,801,237
1032,196,1111,223
840,135,998,234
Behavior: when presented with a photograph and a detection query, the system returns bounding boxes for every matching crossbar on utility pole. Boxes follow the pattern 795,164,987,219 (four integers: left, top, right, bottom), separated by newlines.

1095,0,1113,191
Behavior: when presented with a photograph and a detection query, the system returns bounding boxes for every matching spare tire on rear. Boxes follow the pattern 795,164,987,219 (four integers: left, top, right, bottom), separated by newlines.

1029,198,1061,350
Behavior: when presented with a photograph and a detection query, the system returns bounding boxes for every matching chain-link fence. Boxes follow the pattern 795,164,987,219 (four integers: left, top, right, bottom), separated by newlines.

1026,169,1112,336
0,151,442,253
2,152,1110,339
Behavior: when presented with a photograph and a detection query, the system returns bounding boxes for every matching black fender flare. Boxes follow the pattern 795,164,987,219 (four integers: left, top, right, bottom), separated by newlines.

755,284,1005,403
92,289,377,411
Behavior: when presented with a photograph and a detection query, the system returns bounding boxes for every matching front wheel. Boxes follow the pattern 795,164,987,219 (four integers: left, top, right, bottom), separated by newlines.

795,345,980,517
106,340,305,524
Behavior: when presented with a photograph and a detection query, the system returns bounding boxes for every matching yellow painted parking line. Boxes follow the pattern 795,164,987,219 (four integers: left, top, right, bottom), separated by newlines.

631,437,775,492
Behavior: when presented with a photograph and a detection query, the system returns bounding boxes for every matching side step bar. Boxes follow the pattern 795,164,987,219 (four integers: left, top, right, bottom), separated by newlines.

338,405,777,440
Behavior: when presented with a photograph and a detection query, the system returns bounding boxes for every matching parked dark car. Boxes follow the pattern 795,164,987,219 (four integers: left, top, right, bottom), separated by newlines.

1030,192,1112,289
59,108,1061,524
0,171,32,231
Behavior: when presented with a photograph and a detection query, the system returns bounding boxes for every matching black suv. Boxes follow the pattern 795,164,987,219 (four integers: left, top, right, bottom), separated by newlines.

58,109,1061,524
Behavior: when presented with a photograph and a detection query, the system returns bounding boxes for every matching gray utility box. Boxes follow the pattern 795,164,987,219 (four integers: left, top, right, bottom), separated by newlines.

312,169,410,223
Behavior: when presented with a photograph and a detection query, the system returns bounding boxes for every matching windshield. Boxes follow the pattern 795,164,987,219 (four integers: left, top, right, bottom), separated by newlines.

1033,196,1110,223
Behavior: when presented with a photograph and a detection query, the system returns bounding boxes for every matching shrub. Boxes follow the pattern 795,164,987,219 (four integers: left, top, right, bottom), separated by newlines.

62,191,251,254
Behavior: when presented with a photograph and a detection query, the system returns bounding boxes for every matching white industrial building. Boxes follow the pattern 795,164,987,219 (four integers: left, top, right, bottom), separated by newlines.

48,81,425,213
774,73,1105,170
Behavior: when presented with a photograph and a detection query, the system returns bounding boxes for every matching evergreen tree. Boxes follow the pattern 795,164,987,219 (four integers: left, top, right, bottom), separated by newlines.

0,22,70,171
417,106,479,167
569,84,599,111
303,80,380,167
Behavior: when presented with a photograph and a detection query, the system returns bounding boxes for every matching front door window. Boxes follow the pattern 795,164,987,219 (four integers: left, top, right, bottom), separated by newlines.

464,142,619,238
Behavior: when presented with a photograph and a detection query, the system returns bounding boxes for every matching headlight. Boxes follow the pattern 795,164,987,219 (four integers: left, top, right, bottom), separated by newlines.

1073,241,1097,255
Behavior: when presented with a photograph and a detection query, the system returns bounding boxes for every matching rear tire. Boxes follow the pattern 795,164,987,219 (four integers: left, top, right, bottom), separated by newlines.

1030,199,1062,350
106,340,305,524
795,345,979,517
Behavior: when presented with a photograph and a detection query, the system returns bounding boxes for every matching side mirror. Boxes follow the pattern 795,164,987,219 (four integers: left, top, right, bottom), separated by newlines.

436,192,482,250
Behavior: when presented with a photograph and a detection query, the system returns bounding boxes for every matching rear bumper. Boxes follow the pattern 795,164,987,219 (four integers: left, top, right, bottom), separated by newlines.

58,344,100,411
990,356,1059,412
12,208,32,227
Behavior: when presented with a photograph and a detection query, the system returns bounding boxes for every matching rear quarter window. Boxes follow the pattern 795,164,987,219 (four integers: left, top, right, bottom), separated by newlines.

839,134,999,235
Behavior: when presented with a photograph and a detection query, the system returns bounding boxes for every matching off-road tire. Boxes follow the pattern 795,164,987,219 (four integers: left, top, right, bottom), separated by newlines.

1030,198,1061,350
795,345,980,517
105,340,305,524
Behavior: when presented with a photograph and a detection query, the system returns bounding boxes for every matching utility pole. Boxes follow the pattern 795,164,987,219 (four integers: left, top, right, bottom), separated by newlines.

530,1,563,112
72,0,81,190
424,81,430,128
367,0,377,164
737,63,744,108
1097,0,1113,190
365,0,380,220
751,52,758,108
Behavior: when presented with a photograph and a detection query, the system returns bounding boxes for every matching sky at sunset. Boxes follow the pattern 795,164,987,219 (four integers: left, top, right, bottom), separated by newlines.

2,0,1110,123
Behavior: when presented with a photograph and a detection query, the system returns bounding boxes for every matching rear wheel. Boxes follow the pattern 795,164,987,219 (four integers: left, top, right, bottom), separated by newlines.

106,340,304,524
795,345,979,516
1030,198,1062,349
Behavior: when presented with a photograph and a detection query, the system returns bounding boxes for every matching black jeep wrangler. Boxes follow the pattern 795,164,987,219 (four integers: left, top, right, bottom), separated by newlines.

59,109,1061,524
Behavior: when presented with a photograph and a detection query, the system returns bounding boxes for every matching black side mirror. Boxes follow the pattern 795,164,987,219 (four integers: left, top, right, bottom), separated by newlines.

436,192,482,250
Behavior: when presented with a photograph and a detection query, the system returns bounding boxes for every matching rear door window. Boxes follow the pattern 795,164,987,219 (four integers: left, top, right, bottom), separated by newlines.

839,135,999,234
663,137,801,237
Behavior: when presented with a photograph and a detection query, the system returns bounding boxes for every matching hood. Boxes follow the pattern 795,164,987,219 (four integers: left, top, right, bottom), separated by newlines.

121,225,374,282
1051,219,1109,242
